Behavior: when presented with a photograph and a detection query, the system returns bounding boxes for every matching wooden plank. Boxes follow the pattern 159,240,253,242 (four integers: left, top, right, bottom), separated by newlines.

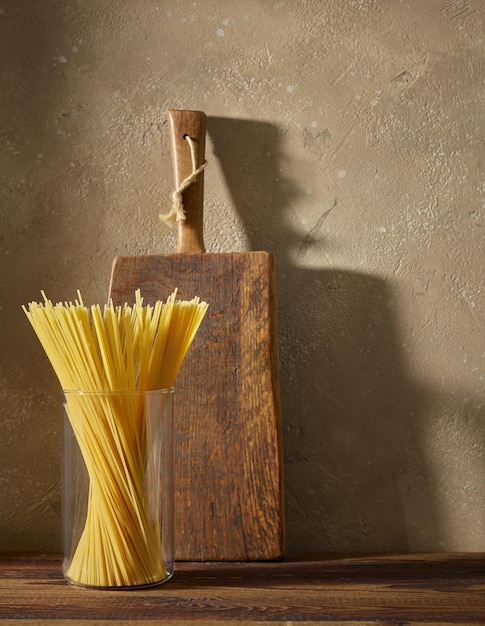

0,554,484,623
110,252,283,561
108,110,284,561
9,622,470,626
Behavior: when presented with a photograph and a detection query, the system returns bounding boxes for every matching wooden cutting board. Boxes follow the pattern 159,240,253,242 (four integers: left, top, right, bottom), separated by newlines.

108,110,284,561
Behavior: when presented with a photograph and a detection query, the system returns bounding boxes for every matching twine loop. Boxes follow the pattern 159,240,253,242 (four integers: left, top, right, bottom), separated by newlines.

160,135,206,224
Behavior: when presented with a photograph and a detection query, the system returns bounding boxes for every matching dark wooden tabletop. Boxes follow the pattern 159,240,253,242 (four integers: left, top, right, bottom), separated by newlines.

0,553,484,624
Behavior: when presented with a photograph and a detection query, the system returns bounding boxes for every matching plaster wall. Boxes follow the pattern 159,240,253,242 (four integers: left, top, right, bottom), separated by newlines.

1,0,484,553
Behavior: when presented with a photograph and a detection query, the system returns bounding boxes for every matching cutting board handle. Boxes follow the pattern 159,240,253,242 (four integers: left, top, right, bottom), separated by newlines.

168,109,207,254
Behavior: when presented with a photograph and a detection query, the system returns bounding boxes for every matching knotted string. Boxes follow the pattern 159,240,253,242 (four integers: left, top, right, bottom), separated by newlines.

160,135,207,224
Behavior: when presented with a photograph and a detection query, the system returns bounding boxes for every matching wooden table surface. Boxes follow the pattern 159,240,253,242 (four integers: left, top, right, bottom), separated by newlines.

0,553,484,625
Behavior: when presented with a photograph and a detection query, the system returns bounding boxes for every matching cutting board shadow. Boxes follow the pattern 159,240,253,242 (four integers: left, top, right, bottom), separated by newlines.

207,117,443,553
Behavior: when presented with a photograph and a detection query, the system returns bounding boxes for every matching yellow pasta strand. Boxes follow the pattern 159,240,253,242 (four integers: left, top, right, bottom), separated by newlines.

23,290,208,587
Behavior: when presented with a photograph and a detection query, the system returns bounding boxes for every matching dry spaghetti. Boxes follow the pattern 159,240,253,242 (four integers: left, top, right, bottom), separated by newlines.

23,290,208,587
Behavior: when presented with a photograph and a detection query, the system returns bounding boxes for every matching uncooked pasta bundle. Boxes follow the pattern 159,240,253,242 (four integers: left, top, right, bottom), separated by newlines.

23,290,208,393
23,290,208,587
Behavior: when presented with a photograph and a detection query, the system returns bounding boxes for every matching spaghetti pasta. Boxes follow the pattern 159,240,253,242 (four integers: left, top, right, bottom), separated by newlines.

23,290,208,587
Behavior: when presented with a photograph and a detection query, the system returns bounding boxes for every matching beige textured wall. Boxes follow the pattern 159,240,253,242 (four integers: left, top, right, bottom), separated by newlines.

1,0,484,554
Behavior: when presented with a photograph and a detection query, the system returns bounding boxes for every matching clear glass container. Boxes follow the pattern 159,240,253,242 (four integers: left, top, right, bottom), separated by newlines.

62,389,174,589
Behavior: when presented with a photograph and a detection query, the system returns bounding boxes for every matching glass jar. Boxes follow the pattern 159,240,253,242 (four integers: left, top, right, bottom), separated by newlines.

62,389,174,588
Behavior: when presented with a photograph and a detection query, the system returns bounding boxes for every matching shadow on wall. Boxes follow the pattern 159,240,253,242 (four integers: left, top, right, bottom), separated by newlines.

207,116,443,553
0,4,100,551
